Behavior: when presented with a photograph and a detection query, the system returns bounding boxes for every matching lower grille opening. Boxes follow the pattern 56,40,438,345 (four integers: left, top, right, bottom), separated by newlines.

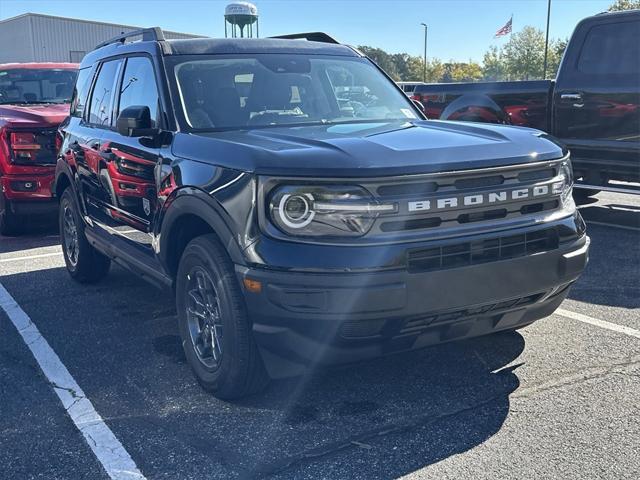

407,227,559,273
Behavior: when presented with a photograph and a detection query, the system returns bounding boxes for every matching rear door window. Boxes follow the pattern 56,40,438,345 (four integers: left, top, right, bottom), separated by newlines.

71,65,95,118
578,21,640,75
88,59,123,127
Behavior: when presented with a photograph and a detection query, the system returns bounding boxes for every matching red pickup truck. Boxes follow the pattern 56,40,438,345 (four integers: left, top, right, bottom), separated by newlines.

0,62,78,235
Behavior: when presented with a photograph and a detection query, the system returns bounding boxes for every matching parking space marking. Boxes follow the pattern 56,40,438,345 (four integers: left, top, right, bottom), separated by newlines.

556,308,640,340
584,220,640,232
0,252,62,263
0,282,146,480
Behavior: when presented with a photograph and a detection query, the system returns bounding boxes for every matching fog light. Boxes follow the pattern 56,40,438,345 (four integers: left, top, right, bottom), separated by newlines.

10,180,38,192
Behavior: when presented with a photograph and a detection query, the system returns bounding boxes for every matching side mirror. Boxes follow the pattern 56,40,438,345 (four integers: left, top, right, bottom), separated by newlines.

116,105,157,137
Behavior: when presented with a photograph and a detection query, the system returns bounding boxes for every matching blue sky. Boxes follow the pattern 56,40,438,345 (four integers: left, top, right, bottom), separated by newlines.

0,0,613,61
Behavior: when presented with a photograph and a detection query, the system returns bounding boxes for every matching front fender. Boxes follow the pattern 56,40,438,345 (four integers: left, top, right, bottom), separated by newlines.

157,188,247,268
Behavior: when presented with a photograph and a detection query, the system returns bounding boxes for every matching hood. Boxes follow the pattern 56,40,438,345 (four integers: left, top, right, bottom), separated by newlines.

0,103,70,128
172,120,566,177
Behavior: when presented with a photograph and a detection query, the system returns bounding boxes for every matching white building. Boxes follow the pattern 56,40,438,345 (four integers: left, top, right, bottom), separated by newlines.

0,13,201,63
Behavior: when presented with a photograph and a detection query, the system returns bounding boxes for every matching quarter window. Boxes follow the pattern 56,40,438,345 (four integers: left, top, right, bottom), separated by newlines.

118,57,160,127
88,59,123,127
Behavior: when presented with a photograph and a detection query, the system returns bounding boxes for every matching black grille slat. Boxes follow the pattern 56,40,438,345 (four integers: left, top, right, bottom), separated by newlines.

517,168,556,182
377,182,438,197
407,228,559,273
453,175,504,190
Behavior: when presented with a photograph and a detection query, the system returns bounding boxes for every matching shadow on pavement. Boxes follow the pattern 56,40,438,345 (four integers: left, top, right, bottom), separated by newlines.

1,265,525,479
0,224,59,254
568,221,640,309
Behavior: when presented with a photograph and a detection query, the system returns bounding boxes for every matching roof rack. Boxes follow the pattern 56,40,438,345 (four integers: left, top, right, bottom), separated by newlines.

95,27,165,49
269,32,340,44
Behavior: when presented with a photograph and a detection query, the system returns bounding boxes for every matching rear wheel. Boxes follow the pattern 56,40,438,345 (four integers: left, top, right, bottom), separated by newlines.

176,234,269,399
59,188,111,283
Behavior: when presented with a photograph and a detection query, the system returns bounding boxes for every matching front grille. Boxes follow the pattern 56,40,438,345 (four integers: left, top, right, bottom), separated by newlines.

407,227,559,273
365,160,564,235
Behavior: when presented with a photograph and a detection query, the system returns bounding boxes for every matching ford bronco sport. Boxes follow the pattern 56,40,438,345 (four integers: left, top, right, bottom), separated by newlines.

55,28,589,399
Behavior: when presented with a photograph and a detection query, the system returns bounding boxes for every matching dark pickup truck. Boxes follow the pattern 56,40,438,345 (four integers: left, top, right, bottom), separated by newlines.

411,10,640,194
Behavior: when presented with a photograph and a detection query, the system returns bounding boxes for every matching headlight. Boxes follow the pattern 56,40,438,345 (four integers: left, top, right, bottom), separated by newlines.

552,159,574,205
268,185,396,237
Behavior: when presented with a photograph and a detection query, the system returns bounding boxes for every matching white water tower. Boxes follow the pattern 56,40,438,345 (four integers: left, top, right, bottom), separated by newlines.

224,2,259,38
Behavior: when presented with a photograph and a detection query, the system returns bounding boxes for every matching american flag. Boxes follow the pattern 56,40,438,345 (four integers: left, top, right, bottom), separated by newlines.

495,17,513,37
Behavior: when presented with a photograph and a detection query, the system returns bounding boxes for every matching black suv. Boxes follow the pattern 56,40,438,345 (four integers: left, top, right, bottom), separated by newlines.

56,28,589,399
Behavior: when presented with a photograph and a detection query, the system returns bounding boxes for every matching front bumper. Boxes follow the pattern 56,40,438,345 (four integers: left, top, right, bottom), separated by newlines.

1,172,57,218
237,227,589,378
1,172,55,201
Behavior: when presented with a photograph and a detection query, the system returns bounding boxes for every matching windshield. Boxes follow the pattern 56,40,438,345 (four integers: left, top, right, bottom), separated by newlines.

0,68,78,105
171,54,418,130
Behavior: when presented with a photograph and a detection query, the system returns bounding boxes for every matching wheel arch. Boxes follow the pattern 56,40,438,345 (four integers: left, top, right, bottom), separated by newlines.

440,94,510,124
159,191,246,279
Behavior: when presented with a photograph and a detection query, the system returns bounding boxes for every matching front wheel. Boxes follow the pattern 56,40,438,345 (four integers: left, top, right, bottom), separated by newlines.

176,234,269,399
59,188,111,283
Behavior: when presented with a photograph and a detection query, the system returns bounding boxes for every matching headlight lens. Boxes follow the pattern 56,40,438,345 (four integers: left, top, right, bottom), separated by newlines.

552,160,574,204
269,185,396,237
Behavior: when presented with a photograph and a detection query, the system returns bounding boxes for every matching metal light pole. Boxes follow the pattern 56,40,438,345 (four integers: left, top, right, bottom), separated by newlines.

543,0,552,78
421,23,428,82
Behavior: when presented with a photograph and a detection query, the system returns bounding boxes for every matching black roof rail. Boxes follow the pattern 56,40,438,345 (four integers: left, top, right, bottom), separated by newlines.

95,27,166,49
269,32,340,44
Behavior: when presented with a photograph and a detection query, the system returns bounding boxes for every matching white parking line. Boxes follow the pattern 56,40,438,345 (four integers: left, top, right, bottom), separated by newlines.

0,282,146,480
556,308,640,340
585,220,640,232
0,252,63,263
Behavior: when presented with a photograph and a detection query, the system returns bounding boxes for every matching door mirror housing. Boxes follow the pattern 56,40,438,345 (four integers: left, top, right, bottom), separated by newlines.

116,105,158,137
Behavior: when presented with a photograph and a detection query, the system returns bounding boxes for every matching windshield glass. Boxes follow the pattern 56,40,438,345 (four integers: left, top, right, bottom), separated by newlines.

0,68,78,105
171,54,418,130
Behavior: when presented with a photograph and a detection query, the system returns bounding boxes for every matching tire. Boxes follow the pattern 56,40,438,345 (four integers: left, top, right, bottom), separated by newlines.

59,188,111,283
0,196,20,236
176,234,269,399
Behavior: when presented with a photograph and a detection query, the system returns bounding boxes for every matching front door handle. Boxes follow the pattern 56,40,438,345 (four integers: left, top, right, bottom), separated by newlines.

561,93,584,108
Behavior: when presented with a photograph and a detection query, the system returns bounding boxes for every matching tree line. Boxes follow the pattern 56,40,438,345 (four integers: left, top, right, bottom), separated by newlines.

359,0,639,83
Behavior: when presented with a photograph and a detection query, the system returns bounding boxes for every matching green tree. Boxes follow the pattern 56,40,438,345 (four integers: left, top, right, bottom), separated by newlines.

546,38,568,78
482,46,505,81
443,61,483,82
406,56,426,81
425,58,445,83
357,46,400,80
608,0,640,11
502,26,546,80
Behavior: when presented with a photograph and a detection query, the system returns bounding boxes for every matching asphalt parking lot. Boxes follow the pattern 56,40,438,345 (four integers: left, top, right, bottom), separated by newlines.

1,191,639,480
